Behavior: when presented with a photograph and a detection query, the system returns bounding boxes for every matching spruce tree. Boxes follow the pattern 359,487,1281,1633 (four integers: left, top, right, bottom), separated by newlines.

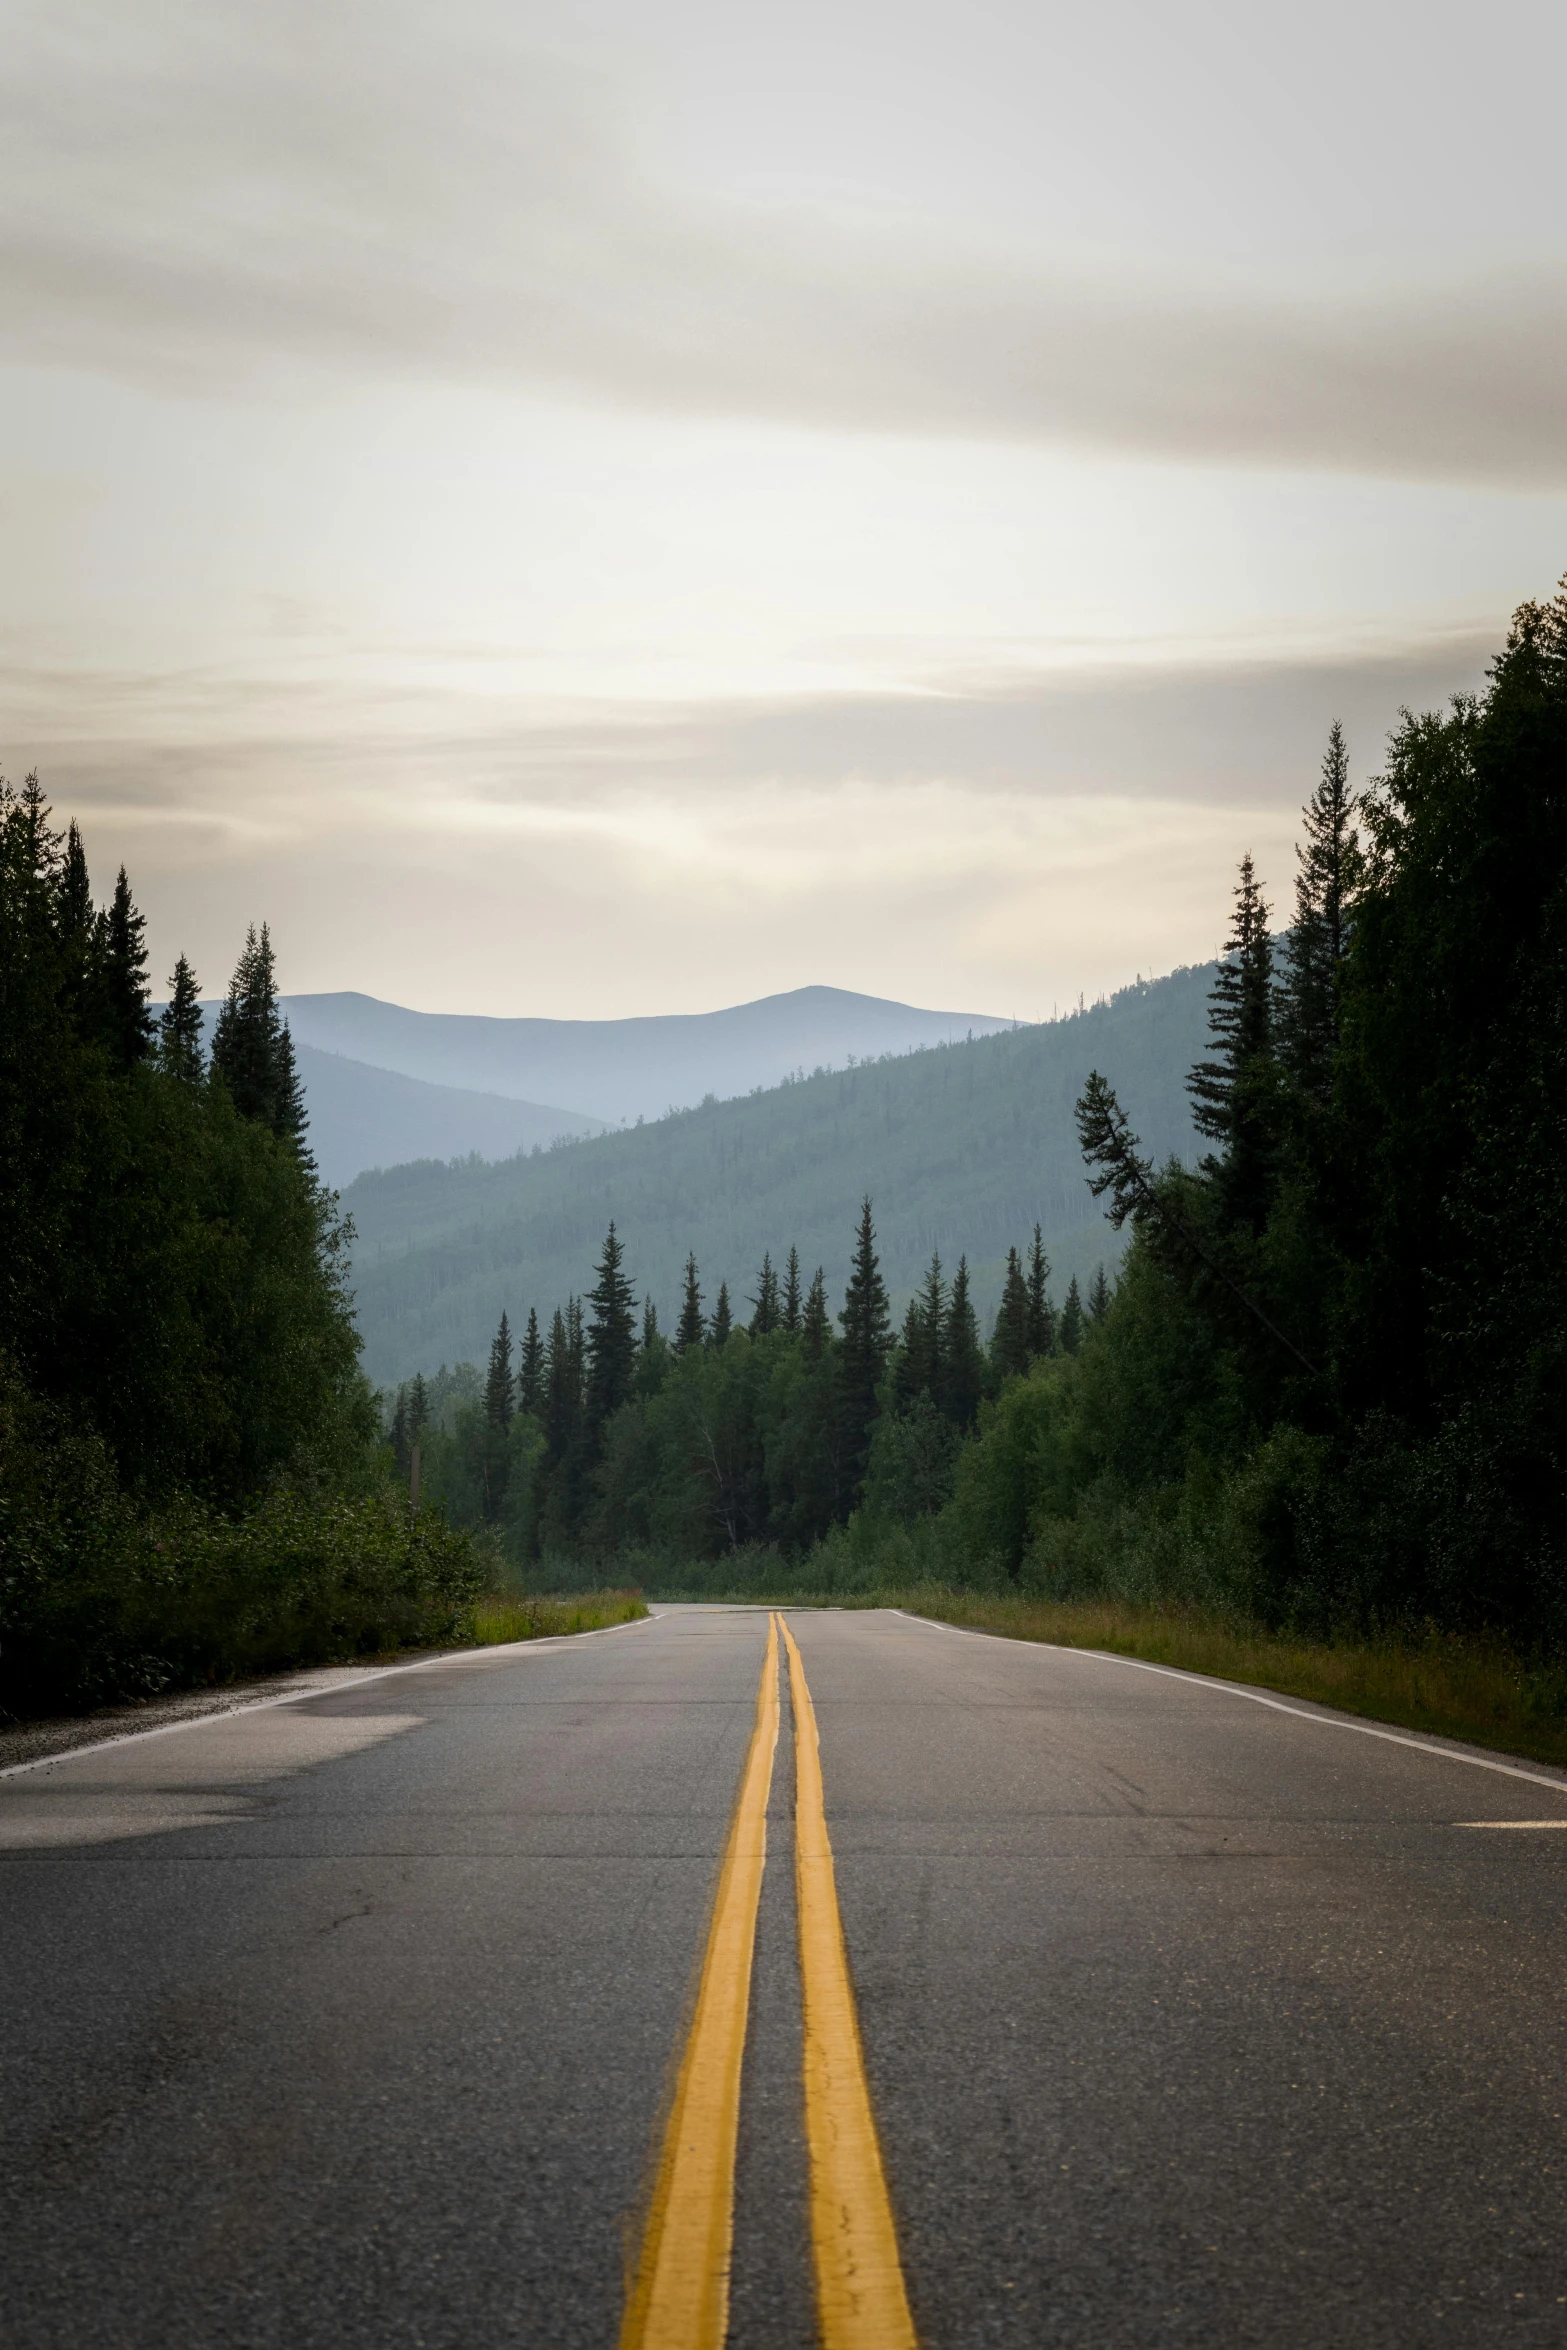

782,1247,803,1335
518,1307,544,1415
838,1198,891,1482
642,1297,660,1352
158,953,205,1083
390,1385,409,1474
408,1373,429,1442
1280,721,1363,1099
1187,852,1276,1229
942,1256,984,1428
896,1251,945,1406
711,1281,733,1349
801,1268,830,1361
1025,1225,1054,1358
749,1252,780,1337
990,1245,1032,1383
676,1254,705,1352
485,1309,514,1431
1087,1263,1111,1324
210,922,310,1154
1058,1275,1084,1355
100,865,153,1068
585,1226,638,1435
54,820,97,1029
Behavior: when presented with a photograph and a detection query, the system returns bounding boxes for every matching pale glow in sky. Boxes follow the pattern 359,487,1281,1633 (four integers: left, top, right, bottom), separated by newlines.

4,0,1563,1016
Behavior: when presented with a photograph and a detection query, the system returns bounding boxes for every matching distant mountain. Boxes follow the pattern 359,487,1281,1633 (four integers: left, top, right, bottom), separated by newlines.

293,1048,602,1190
343,963,1214,1388
279,985,1013,1126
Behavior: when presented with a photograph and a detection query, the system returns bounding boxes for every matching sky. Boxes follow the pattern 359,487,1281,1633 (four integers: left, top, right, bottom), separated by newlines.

4,0,1564,1020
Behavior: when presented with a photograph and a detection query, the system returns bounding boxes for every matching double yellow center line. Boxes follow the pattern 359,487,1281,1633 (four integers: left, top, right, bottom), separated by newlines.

621,1612,916,2350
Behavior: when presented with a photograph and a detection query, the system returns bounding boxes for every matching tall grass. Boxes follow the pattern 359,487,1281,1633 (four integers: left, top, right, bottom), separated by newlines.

883,1588,1567,1771
469,1590,648,1645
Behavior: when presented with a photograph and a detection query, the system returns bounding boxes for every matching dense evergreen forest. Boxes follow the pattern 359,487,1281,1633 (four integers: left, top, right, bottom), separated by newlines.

345,963,1210,1386
0,777,480,1710
403,583,1567,1643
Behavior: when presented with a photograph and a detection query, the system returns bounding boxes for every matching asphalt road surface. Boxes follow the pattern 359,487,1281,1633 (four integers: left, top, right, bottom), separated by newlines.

6,1603,1567,2348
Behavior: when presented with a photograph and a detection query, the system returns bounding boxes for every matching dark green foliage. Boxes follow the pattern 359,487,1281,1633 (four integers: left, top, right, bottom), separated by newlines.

711,1281,733,1349
1087,1263,1111,1323
1188,852,1275,1231
1278,722,1361,1096
485,1311,514,1431
101,865,153,1069
158,953,205,1083
211,922,310,1156
802,1267,830,1360
585,1225,638,1440
942,1256,984,1430
0,781,471,1714
782,1247,803,1334
676,1254,705,1352
1026,1226,1053,1357
518,1308,543,1415
990,1246,1032,1384
896,1253,945,1407
749,1252,780,1336
1058,1275,1084,1355
837,1198,891,1487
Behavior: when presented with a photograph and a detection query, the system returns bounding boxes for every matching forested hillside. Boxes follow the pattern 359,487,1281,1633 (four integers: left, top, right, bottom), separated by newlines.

345,962,1211,1386
391,580,1567,1656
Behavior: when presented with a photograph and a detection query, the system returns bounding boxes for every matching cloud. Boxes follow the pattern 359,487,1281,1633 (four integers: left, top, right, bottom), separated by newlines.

3,2,1565,487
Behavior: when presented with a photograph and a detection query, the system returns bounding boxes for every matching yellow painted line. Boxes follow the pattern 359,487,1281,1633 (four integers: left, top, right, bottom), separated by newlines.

781,1617,918,2350
620,1612,781,2350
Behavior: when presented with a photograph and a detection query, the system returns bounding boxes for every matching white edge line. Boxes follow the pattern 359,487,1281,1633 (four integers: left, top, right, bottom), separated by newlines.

0,1613,653,1781
889,1609,1567,1799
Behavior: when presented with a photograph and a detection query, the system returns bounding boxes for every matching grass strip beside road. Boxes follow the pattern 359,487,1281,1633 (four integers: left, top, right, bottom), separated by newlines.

781,1618,918,2350
620,1613,780,2350
469,1590,647,1644
896,1590,1567,1772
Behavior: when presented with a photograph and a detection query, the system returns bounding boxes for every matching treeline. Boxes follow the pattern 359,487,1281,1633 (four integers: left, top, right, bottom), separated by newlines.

400,580,1567,1642
391,1212,1103,1569
0,777,479,1709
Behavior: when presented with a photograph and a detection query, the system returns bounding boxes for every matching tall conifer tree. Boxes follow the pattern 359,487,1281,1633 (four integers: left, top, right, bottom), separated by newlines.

1280,721,1362,1098
676,1254,705,1352
1087,1264,1111,1324
942,1256,984,1428
100,866,153,1068
711,1281,733,1349
896,1251,945,1406
518,1307,544,1415
158,954,205,1083
782,1247,803,1335
1187,852,1276,1228
801,1268,830,1361
485,1310,514,1431
585,1226,637,1436
990,1245,1032,1382
1026,1225,1054,1357
1058,1275,1084,1355
749,1252,780,1337
838,1197,891,1483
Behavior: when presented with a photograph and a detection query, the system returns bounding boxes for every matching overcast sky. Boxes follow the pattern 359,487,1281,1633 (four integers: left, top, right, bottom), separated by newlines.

5,0,1563,1018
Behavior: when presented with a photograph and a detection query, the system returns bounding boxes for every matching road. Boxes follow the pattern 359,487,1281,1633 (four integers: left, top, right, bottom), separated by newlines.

5,1603,1567,2347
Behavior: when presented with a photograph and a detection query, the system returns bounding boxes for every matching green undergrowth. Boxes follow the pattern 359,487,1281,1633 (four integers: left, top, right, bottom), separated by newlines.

885,1589,1567,1772
468,1590,648,1644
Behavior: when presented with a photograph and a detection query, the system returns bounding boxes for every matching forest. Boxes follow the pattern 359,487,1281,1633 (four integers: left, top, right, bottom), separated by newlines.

403,581,1567,1645
0,777,481,1710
